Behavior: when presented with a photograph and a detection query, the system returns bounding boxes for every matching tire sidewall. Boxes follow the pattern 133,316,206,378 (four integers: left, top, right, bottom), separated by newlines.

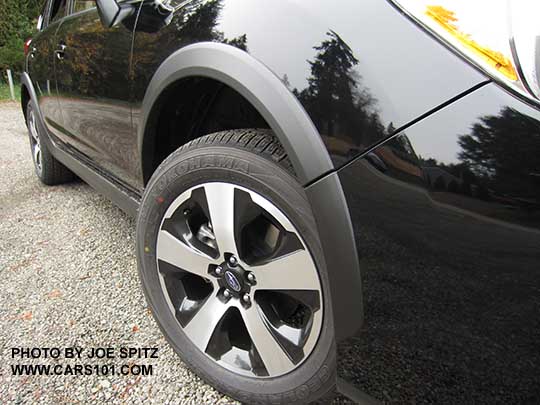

137,145,335,404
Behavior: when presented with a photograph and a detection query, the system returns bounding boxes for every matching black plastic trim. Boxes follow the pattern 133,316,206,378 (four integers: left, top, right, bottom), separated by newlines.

337,378,381,404
306,172,363,341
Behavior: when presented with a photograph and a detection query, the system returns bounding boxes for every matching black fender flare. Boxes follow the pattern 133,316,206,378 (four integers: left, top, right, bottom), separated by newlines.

139,43,364,340
21,73,43,128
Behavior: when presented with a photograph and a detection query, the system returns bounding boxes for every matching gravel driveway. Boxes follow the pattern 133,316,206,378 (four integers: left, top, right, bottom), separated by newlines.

0,102,238,404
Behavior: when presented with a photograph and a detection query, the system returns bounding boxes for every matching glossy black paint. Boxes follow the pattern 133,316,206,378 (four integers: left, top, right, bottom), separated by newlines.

29,0,487,188
305,173,363,342
54,7,137,190
130,0,486,172
29,16,65,141
337,83,540,403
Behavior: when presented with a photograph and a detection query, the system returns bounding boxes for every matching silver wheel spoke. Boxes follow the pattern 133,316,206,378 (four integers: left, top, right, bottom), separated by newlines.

33,144,40,164
204,183,239,257
242,306,294,376
156,230,212,278
30,117,39,142
253,249,320,291
28,112,42,171
32,127,39,142
183,296,228,352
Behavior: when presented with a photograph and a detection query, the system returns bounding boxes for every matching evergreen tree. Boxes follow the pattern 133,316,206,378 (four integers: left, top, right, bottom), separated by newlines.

0,0,43,76
458,107,540,199
297,30,384,148
302,30,359,136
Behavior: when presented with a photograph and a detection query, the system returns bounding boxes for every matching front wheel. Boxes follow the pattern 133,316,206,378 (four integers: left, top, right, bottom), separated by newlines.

137,130,335,404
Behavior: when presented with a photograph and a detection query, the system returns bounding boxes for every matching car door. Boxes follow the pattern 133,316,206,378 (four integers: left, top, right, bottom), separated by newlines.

53,0,139,190
28,0,69,141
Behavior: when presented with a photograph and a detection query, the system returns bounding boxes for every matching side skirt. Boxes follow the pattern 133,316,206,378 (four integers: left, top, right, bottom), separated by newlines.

49,142,141,217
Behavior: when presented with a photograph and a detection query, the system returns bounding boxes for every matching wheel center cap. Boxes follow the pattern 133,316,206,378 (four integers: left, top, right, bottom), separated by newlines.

224,271,242,292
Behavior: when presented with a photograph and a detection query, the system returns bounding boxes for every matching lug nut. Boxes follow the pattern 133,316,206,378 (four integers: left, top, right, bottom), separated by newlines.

247,272,256,283
229,256,238,267
215,266,223,276
242,294,251,304
223,290,231,299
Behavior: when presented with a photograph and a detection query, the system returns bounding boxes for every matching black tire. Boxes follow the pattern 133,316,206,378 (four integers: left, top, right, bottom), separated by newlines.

137,129,335,404
26,101,74,185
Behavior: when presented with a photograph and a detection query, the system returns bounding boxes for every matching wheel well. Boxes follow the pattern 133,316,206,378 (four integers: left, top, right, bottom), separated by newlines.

21,84,30,122
142,77,272,185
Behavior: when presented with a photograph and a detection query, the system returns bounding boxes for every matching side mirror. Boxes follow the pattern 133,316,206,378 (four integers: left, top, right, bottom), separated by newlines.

96,0,134,28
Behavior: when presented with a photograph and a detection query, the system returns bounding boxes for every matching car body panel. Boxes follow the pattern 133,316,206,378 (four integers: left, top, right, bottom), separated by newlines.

337,82,540,403
28,19,65,141
132,0,486,175
29,0,489,190
29,0,490,189
22,71,142,216
53,7,138,190
214,0,488,166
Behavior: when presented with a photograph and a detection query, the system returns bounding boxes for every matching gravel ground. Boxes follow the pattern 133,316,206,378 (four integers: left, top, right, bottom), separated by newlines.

0,102,239,404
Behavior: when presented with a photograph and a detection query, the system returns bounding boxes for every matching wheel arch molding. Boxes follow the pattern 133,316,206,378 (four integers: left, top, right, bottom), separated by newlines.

20,72,41,127
138,42,334,187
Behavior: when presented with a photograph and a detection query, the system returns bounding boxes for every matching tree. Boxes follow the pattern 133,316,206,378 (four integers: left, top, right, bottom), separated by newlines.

173,0,247,51
281,74,291,90
301,30,358,136
224,33,248,52
132,0,248,98
433,176,446,191
447,180,458,193
458,107,540,199
296,30,383,147
174,0,224,42
0,0,43,76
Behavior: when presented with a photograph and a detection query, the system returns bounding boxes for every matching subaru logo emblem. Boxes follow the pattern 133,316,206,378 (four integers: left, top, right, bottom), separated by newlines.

225,271,241,292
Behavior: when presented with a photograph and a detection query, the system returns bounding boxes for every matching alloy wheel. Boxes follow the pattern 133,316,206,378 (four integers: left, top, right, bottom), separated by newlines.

28,109,42,175
155,183,323,378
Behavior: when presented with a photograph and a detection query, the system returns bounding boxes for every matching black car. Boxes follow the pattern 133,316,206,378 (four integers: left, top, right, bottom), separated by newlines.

22,0,540,403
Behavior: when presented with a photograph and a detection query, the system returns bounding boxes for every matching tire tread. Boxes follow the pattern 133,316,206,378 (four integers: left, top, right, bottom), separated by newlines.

165,129,296,177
